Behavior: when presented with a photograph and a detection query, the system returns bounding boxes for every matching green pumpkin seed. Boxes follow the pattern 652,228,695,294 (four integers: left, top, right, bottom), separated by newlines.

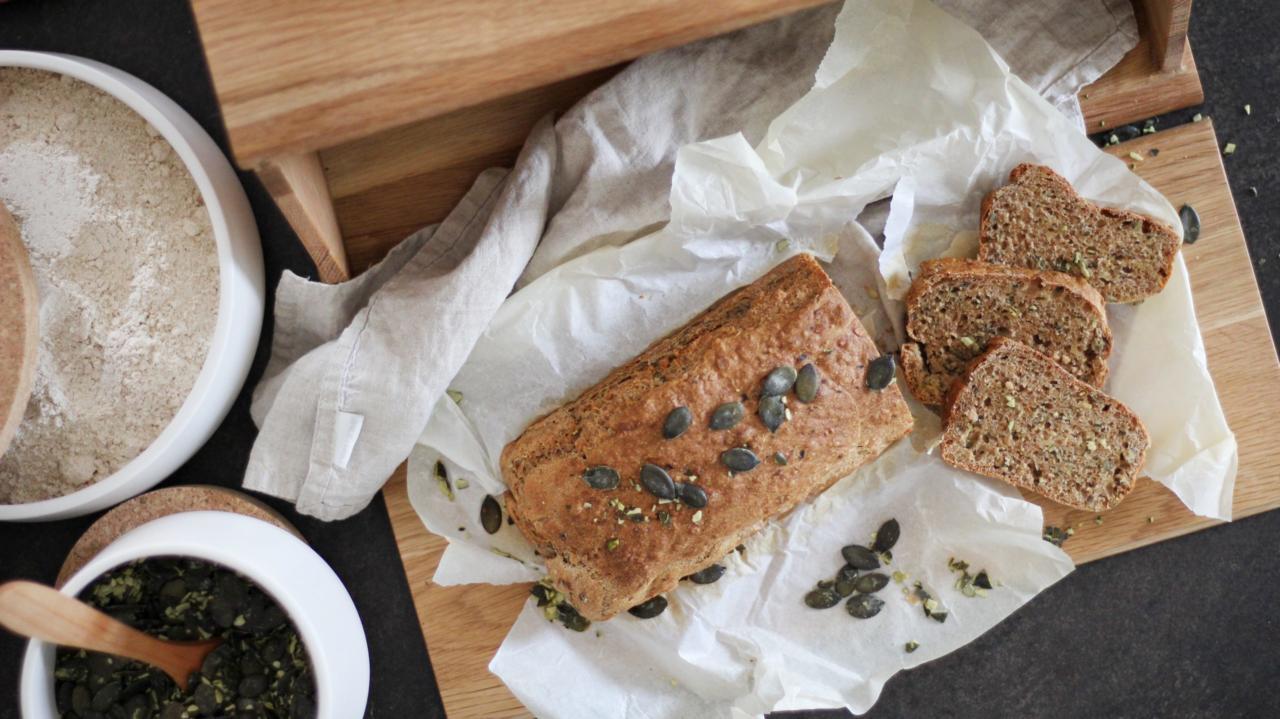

872,518,900,554
435,460,454,501
640,463,677,499
834,566,859,597
804,586,842,609
761,366,798,396
841,544,880,570
759,395,786,432
530,584,554,607
663,406,692,439
721,447,760,472
677,482,708,508
709,401,745,430
795,363,820,402
854,572,889,594
846,593,885,618
582,466,620,490
557,604,591,632
1179,203,1201,244
480,495,502,534
905,640,920,653
865,355,896,390
773,451,788,466
628,596,668,619
686,564,726,584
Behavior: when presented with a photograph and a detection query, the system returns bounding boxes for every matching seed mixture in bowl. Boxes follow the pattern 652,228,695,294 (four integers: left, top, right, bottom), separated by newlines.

0,68,219,503
55,557,316,719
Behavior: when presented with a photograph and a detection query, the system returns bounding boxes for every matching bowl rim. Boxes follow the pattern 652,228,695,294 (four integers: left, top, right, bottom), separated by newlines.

22,511,366,717
0,51,261,520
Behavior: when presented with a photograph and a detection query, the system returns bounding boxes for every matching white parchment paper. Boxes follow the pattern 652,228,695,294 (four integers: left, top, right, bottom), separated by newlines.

405,0,1236,714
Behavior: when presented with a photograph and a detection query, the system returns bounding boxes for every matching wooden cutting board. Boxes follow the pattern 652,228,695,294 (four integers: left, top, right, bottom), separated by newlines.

382,118,1280,718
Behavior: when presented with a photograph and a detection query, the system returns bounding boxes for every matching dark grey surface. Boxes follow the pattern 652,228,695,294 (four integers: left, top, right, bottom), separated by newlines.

1,1,1277,718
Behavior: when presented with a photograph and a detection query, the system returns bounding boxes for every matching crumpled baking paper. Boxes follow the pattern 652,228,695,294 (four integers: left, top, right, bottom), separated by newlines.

404,0,1235,714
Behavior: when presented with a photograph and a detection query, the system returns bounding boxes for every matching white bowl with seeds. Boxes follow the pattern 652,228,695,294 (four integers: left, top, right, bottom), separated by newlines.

0,52,264,521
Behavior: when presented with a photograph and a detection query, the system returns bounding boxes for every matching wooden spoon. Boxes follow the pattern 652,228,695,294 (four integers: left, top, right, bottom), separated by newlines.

0,200,39,457
0,580,222,691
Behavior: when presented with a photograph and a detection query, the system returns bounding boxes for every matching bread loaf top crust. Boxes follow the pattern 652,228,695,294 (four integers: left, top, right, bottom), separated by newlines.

501,254,913,620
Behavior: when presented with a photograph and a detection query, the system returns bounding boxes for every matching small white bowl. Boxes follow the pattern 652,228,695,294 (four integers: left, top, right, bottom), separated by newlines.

0,51,265,521
20,511,370,718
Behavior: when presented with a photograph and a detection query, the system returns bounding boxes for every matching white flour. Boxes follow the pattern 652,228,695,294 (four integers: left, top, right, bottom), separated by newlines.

0,68,220,503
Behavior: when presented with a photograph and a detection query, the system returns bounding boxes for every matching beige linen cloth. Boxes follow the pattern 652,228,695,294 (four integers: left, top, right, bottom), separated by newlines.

246,0,1138,520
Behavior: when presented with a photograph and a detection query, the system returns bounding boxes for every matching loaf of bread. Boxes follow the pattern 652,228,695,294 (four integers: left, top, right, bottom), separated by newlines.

501,254,914,620
978,164,1181,303
900,258,1111,406
940,337,1148,511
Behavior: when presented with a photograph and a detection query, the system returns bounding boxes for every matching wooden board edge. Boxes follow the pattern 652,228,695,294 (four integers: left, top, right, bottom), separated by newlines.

1080,37,1203,131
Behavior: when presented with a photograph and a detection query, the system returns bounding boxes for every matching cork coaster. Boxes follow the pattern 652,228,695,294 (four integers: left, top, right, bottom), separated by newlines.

56,485,303,588
0,201,39,457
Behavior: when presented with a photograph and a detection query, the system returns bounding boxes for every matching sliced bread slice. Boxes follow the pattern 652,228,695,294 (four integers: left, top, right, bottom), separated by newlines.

940,337,1148,512
978,163,1181,303
900,258,1111,407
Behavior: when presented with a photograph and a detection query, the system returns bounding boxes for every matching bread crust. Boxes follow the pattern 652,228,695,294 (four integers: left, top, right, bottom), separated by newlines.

501,254,913,620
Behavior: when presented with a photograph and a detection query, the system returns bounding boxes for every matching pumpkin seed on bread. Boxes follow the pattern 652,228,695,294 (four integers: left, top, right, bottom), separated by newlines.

978,163,1181,303
939,337,1148,512
900,258,1111,406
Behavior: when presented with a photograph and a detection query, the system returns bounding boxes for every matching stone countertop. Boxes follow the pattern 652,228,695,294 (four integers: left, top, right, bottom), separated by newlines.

1,1,1277,718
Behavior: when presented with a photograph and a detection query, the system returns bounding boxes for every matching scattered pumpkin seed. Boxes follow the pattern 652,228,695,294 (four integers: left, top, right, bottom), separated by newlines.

1042,526,1070,547
1179,204,1201,244
434,461,454,501
687,564,726,585
657,510,672,525
663,406,692,439
628,596,669,619
865,355,896,391
841,544,880,570
605,537,620,551
1223,142,1237,156
446,389,464,405
871,518,900,554
854,572,890,594
582,466,621,490
709,402,746,430
974,571,992,590
762,365,798,396
795,363,820,403
720,447,760,472
455,478,470,490
773,451,788,466
1244,103,1252,115
834,565,860,597
804,586,842,609
677,482,708,509
557,604,591,632
480,495,502,534
845,594,885,619
905,640,920,653
759,395,786,432
691,510,704,525
640,463,677,499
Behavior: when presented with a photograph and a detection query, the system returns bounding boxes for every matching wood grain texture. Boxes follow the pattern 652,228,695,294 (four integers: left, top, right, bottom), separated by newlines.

0,200,38,457
383,119,1278,717
1138,0,1191,70
190,0,828,168
1078,38,1203,132
257,153,350,283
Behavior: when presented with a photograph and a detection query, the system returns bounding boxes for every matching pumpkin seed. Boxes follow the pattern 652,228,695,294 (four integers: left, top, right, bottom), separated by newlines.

871,518,900,554
854,572,889,594
865,355,896,390
640,463,677,499
677,482,708,508
834,565,859,597
795,363,820,403
841,544,880,570
845,594,885,619
628,596,668,619
974,570,992,590
530,584,554,607
709,401,746,430
773,451,788,465
720,447,760,472
804,586,842,609
582,466,621,490
663,406,692,439
687,564,726,584
605,538,620,551
557,604,591,632
761,366,798,396
759,395,786,432
480,495,502,534
435,460,454,501
1179,203,1201,244
905,640,920,653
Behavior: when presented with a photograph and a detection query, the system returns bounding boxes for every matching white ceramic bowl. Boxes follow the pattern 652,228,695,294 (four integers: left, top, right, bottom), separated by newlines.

20,511,370,718
0,51,265,521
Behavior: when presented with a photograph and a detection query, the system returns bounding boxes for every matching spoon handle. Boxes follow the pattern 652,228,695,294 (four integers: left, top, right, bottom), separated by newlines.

0,580,178,672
